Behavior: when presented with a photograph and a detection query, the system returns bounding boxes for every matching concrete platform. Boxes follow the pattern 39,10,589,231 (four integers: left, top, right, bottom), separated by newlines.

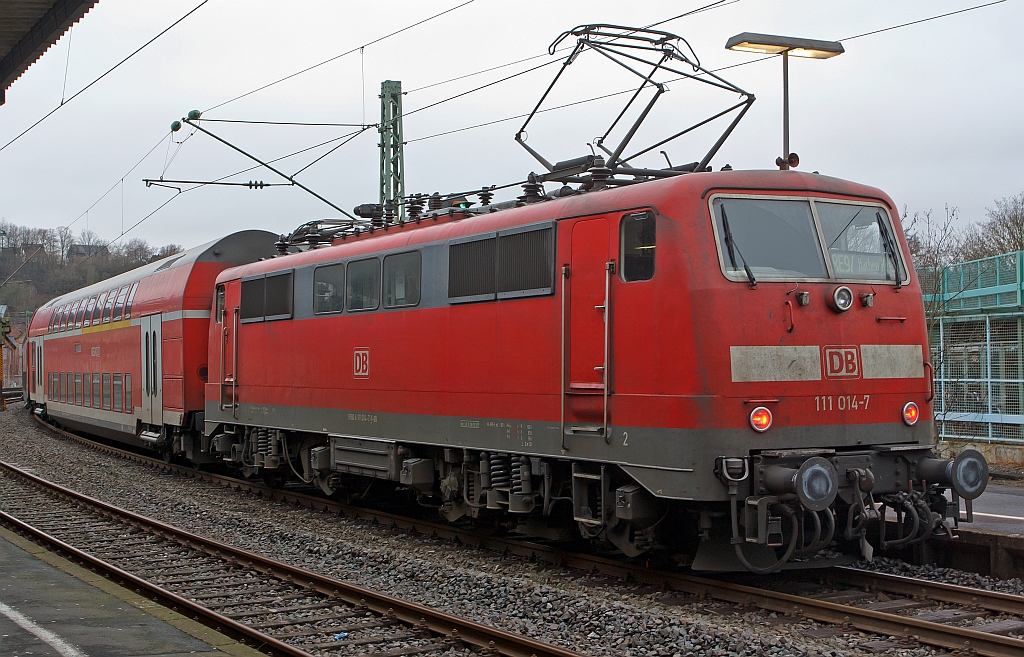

0,526,263,657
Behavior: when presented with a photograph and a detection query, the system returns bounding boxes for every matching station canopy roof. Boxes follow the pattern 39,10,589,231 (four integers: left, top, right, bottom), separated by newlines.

1,0,98,105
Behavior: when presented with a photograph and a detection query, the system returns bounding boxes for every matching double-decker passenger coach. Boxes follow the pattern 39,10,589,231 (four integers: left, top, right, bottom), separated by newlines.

25,231,276,452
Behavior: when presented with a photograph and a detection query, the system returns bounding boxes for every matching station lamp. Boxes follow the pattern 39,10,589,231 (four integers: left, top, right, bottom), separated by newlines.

725,32,844,170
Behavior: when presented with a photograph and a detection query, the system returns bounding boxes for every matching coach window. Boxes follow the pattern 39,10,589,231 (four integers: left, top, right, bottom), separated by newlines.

75,373,83,405
102,288,117,323
125,373,132,412
102,373,111,410
215,285,226,323
124,282,139,319
240,277,265,322
113,286,129,321
347,258,380,311
48,306,59,333
83,296,97,327
621,211,656,282
84,373,91,407
70,300,82,328
383,252,421,308
59,304,71,331
76,299,88,328
313,264,345,314
113,374,123,412
92,292,107,325
92,374,100,408
264,271,294,321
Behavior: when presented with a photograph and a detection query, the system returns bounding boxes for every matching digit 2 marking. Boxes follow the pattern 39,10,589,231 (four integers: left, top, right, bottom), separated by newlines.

622,431,629,446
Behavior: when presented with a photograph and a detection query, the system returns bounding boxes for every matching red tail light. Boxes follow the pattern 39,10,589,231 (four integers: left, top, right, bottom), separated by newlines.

903,402,919,426
750,406,773,432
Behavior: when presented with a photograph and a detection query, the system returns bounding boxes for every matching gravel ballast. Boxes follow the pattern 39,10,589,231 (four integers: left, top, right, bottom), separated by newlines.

0,406,994,656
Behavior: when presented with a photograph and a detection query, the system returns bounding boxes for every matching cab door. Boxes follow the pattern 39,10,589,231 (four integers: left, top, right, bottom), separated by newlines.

564,217,615,440
140,314,163,427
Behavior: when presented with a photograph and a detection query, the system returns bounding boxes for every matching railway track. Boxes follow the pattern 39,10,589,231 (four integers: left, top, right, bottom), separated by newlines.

0,458,582,657
20,413,1024,656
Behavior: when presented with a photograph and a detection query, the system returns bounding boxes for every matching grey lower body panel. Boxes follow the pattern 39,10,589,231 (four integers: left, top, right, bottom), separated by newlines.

205,400,934,501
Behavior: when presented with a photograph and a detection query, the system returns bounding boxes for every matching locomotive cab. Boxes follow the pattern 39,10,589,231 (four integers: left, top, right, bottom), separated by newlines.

690,183,988,572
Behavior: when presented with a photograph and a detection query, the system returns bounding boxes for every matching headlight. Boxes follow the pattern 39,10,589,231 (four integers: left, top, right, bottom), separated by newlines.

830,286,854,312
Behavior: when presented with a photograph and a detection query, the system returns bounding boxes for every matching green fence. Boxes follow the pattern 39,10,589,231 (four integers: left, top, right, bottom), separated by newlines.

920,252,1024,444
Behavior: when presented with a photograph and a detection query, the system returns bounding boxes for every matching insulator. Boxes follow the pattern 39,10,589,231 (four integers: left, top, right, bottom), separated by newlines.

585,155,613,190
478,186,494,206
407,194,425,220
428,192,443,210
382,202,395,226
489,453,511,489
517,174,544,204
274,235,289,256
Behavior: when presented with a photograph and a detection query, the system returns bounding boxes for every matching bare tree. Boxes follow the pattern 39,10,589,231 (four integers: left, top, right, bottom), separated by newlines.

55,226,73,265
975,191,1024,256
156,243,183,259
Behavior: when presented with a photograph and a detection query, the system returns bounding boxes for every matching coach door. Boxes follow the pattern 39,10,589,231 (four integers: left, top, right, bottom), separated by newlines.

140,315,163,427
564,217,614,440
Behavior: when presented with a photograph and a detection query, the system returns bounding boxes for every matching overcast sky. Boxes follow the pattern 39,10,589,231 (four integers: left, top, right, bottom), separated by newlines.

0,0,1020,250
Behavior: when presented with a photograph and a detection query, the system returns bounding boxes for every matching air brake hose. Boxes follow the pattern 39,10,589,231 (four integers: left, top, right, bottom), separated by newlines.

793,507,822,557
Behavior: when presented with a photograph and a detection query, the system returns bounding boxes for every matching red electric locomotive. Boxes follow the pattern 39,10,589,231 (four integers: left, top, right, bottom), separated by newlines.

194,169,987,572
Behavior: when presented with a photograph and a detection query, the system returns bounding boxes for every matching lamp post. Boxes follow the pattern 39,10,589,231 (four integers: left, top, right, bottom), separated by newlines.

725,32,844,170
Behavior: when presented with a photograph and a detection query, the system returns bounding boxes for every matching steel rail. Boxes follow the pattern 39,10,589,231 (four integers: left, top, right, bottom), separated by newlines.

26,414,1024,656
832,566,1024,616
0,458,584,657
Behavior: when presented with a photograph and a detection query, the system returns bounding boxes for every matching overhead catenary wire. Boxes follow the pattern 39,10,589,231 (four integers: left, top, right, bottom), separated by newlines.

0,1,210,154
60,23,74,105
202,0,477,114
62,0,1014,263
405,0,1009,146
193,119,373,127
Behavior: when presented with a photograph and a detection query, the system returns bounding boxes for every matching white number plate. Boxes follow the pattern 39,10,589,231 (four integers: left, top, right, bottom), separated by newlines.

814,395,870,411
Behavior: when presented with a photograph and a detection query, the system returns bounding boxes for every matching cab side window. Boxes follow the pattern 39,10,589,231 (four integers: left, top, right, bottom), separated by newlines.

215,285,226,323
621,211,656,282
347,258,380,311
383,252,421,308
314,264,345,314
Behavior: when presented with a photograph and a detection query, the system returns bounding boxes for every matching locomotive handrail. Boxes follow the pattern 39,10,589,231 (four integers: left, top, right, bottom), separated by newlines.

602,261,614,442
560,265,568,451
232,307,238,418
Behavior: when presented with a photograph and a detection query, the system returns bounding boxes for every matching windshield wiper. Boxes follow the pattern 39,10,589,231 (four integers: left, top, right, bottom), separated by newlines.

876,211,903,289
720,204,756,288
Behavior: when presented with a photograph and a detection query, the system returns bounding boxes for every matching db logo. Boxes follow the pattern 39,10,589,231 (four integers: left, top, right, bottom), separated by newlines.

353,348,370,378
822,346,860,379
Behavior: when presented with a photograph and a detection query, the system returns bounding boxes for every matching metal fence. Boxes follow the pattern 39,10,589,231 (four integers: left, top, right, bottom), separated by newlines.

930,313,1024,444
920,252,1024,444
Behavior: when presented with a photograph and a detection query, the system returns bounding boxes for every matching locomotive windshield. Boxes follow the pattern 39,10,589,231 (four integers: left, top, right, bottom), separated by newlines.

712,196,907,283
